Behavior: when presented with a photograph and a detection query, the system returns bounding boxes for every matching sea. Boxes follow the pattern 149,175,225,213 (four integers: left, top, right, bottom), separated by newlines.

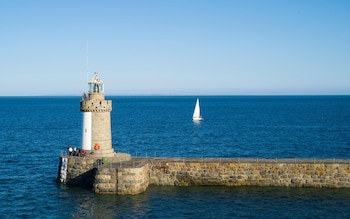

1,95,350,218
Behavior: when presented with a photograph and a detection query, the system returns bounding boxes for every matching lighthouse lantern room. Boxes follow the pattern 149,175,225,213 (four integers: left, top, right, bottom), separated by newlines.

88,73,104,94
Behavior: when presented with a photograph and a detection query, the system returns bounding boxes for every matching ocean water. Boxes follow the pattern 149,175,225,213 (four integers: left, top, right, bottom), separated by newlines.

1,96,350,218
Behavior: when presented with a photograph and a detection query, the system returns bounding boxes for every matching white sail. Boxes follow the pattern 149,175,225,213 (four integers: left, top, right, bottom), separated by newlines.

192,98,203,120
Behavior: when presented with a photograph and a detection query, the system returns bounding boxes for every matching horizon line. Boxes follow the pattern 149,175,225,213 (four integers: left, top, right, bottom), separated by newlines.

1,94,350,97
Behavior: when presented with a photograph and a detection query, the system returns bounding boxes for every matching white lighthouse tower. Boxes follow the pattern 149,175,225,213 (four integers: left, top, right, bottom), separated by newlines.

80,72,115,157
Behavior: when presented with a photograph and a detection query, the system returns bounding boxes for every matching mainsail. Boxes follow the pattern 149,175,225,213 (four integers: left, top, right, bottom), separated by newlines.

192,98,203,120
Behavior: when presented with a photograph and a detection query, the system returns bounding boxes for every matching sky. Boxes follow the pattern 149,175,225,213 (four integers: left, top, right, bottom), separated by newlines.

1,0,349,96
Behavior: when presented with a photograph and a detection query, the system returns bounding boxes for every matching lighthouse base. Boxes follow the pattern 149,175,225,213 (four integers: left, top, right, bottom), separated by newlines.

86,149,130,160
89,148,115,157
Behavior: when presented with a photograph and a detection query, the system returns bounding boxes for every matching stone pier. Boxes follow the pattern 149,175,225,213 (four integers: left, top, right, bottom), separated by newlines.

58,157,350,195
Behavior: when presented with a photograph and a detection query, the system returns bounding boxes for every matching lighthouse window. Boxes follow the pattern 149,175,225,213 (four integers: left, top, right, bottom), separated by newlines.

91,83,98,93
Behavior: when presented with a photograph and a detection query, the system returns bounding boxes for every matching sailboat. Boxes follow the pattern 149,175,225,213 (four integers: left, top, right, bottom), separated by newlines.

192,98,203,121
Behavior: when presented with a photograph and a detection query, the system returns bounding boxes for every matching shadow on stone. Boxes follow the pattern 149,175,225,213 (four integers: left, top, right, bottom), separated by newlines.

67,168,97,188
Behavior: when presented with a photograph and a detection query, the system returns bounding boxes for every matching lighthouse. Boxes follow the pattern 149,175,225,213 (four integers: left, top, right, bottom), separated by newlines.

80,72,115,157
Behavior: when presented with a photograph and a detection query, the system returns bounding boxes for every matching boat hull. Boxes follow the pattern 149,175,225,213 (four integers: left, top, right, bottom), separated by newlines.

192,116,203,121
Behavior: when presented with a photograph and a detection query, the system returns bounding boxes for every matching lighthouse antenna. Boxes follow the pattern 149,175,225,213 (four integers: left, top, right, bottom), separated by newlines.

86,40,89,84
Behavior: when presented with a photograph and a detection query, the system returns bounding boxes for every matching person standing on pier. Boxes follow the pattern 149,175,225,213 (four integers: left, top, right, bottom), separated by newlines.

68,146,73,156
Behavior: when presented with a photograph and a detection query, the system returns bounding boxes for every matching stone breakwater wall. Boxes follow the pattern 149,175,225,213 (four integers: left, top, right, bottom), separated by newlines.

93,163,149,195
58,156,97,187
149,158,350,188
58,156,149,194
58,157,350,195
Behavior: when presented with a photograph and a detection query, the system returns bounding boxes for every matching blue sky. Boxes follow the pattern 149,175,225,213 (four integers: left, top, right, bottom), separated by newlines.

1,0,349,96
